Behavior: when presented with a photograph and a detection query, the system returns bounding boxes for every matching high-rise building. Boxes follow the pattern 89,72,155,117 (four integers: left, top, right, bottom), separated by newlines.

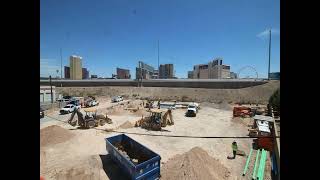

136,61,155,79
64,66,70,79
82,68,89,79
192,58,231,79
70,55,82,80
152,70,159,79
188,71,193,79
91,75,98,79
116,68,131,79
159,64,174,79
230,72,238,79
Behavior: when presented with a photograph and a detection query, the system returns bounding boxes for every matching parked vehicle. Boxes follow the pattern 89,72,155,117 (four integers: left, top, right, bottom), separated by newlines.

91,100,99,106
63,96,73,100
112,96,123,102
40,107,45,119
85,99,99,107
185,103,199,117
60,104,77,114
69,99,82,108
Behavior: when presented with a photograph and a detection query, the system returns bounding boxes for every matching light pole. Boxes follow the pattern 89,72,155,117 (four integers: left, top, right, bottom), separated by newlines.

49,75,53,104
268,29,271,80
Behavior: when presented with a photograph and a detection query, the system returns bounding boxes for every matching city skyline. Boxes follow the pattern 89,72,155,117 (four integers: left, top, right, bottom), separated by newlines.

40,0,280,78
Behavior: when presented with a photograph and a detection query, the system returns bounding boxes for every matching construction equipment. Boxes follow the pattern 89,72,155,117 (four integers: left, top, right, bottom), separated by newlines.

145,100,154,109
249,115,274,151
68,107,112,129
135,109,174,131
233,106,254,118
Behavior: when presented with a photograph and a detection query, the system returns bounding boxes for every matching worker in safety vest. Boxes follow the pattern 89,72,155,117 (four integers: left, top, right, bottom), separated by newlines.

232,141,238,159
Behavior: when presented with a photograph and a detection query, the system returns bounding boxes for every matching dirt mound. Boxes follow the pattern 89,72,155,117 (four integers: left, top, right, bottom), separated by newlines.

131,109,149,116
119,121,134,129
40,150,46,170
201,101,233,111
218,101,233,111
161,147,231,180
53,155,103,180
40,125,75,147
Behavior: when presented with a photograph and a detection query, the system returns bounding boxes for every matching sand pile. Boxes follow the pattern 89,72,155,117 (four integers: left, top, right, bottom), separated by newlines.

40,125,75,147
202,101,233,111
109,107,126,115
131,109,149,117
119,121,134,129
161,147,231,180
40,150,46,170
53,155,103,180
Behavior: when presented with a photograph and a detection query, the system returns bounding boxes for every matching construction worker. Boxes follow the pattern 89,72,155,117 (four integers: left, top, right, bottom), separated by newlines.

232,141,238,159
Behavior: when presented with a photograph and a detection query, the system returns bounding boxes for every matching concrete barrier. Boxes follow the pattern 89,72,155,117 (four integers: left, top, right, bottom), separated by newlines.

40,79,268,89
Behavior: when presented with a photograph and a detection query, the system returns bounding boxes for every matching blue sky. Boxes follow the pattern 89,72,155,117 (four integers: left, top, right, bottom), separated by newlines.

40,0,280,78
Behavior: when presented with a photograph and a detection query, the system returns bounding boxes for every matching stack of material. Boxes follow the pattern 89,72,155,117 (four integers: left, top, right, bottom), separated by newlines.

161,147,231,180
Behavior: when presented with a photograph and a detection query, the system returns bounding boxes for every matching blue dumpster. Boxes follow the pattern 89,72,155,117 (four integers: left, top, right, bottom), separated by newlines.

105,134,161,180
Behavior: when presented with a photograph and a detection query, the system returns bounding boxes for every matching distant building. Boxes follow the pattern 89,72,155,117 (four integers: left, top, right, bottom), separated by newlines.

193,64,209,79
40,86,56,103
230,72,238,79
269,72,280,80
91,75,98,79
136,61,155,79
64,66,70,79
159,64,174,79
82,68,89,79
188,71,193,79
192,58,231,79
152,70,159,79
70,55,82,80
116,68,131,79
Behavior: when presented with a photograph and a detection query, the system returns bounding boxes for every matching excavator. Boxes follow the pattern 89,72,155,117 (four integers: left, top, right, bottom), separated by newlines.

68,107,112,129
135,109,174,131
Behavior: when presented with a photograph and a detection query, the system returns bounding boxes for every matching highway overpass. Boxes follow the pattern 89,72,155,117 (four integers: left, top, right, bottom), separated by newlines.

40,79,269,89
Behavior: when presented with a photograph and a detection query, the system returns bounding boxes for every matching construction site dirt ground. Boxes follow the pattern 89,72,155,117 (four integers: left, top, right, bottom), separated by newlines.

40,99,272,180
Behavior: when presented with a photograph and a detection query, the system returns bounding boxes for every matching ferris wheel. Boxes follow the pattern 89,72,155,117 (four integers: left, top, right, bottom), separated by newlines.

237,66,259,79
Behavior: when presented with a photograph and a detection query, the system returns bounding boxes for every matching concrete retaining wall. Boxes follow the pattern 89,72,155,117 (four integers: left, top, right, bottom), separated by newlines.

40,79,267,89
55,81,279,104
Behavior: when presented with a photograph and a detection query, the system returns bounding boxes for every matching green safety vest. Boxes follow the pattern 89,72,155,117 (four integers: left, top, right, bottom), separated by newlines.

232,144,238,151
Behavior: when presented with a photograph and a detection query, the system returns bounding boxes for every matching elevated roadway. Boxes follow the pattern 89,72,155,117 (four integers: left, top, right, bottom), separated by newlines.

40,79,269,89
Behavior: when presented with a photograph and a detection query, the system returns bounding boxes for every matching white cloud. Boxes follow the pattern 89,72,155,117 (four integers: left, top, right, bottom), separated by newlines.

257,28,280,39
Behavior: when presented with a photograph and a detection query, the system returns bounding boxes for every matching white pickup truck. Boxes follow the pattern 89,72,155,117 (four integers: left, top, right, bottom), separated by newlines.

186,103,199,117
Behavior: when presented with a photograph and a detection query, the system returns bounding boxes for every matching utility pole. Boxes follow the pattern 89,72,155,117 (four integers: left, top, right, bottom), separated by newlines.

268,29,271,80
60,48,63,87
158,40,160,78
60,48,63,79
49,75,53,103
